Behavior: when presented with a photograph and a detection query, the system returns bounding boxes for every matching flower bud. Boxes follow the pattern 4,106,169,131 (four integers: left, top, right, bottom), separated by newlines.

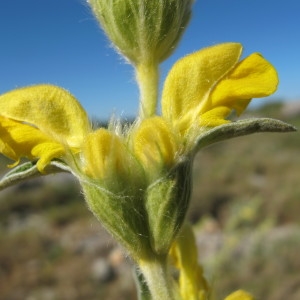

88,0,193,65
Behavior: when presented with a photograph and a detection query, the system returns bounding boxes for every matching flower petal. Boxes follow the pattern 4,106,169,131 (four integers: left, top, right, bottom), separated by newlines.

82,129,124,179
0,85,91,147
210,53,279,115
198,106,231,127
82,128,143,186
0,116,65,172
169,223,209,300
162,43,243,123
133,117,178,172
224,290,255,300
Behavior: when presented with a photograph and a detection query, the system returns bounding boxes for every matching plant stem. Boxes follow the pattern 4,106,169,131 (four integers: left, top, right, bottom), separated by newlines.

138,255,181,300
136,62,159,119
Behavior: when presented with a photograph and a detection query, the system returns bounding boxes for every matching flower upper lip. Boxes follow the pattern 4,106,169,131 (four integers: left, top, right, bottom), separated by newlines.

0,84,91,148
162,43,278,136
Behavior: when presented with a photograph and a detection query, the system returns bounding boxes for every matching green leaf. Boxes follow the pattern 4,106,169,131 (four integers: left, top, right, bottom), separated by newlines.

0,160,71,190
195,118,296,151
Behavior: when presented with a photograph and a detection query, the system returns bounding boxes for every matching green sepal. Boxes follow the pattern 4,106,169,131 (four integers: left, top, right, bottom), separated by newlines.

82,160,193,259
195,118,296,151
145,160,192,255
81,182,151,261
0,160,71,191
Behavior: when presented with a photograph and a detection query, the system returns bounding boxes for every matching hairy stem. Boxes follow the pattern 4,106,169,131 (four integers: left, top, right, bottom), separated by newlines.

138,255,181,300
136,62,159,119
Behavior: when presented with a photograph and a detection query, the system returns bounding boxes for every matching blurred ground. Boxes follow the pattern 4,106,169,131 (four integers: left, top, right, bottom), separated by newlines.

0,102,299,300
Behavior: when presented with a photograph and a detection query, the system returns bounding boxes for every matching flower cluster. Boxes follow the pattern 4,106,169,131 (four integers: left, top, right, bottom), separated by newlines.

0,1,295,299
0,43,278,179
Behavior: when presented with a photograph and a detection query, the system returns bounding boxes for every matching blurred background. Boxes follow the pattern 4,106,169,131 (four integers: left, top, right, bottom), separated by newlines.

0,0,300,299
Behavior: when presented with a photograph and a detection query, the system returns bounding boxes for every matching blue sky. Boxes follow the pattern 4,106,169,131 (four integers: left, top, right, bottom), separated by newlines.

0,0,299,120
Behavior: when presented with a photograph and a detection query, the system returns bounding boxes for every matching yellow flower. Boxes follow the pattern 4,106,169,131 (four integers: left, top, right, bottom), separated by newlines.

0,85,134,182
169,223,209,300
224,290,255,300
0,85,90,172
169,224,256,300
162,43,278,140
132,116,179,178
0,42,290,300
130,43,279,173
82,128,144,192
0,43,279,182
83,129,126,179
0,116,65,170
0,84,148,197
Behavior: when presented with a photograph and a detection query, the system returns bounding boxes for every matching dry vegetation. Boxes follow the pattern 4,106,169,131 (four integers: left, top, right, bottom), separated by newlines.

0,102,299,300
